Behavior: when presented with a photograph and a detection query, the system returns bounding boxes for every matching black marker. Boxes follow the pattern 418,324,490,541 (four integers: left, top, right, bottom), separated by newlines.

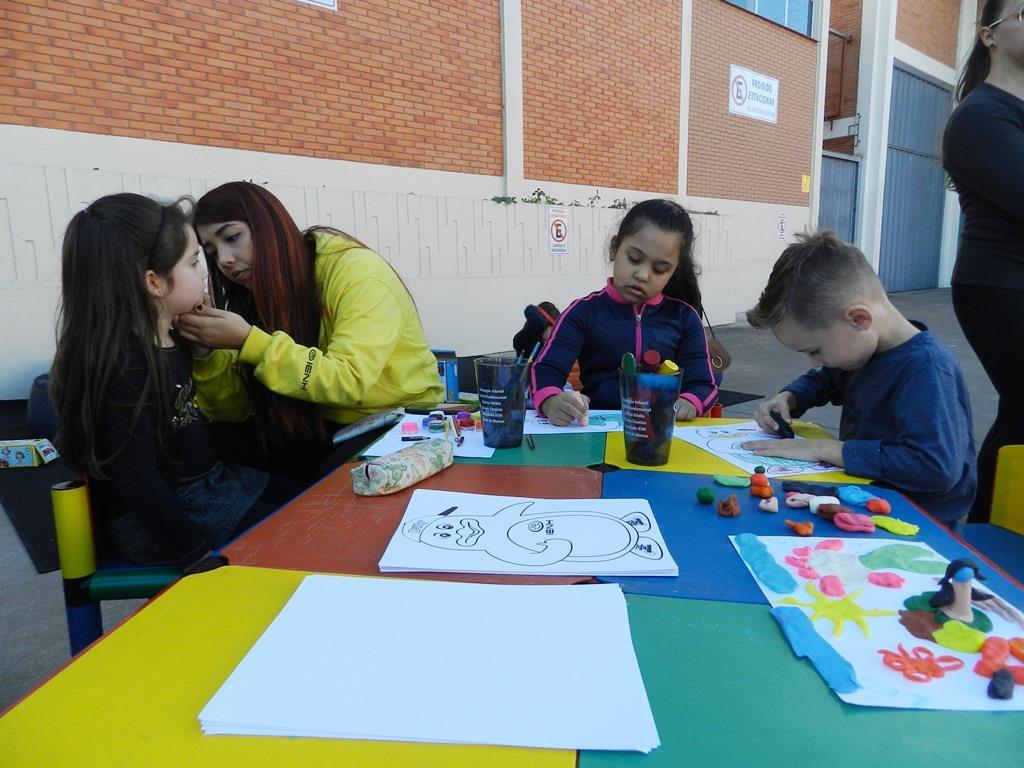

769,409,795,439
401,435,431,442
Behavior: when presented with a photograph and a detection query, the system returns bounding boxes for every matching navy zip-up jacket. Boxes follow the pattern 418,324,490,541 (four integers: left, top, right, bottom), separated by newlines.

531,279,718,415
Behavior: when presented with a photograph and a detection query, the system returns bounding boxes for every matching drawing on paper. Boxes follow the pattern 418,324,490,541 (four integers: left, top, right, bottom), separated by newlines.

732,534,1024,711
402,501,664,566
674,422,835,476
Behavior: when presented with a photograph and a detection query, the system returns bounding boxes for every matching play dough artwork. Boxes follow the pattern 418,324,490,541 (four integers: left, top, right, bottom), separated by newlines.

732,535,1024,711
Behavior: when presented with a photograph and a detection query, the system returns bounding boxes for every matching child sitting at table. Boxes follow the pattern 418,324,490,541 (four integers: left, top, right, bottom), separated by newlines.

742,230,976,531
529,199,718,426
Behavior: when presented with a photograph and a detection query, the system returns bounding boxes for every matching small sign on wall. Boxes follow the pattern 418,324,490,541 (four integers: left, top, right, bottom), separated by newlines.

728,65,779,124
548,207,569,256
776,212,787,240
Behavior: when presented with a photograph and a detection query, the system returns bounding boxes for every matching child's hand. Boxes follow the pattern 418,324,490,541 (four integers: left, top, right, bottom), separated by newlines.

176,306,252,350
675,399,697,422
740,437,845,467
754,392,797,433
540,391,591,426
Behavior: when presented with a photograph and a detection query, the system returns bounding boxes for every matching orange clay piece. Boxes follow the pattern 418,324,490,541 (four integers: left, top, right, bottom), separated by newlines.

750,472,769,487
749,484,774,499
974,636,1024,684
866,498,891,515
717,494,741,517
1010,637,1024,662
879,643,964,683
785,519,814,536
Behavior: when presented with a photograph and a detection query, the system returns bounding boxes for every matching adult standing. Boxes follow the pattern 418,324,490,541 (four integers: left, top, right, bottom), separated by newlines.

177,182,443,479
943,0,1024,521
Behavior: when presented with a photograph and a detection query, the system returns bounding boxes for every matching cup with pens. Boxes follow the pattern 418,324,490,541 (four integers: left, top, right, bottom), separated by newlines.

618,351,681,466
474,343,538,449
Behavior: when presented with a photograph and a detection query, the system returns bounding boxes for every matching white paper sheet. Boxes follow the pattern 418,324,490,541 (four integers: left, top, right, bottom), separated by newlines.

363,415,495,458
673,420,837,477
731,535,1024,711
199,575,660,752
379,489,678,576
524,409,623,434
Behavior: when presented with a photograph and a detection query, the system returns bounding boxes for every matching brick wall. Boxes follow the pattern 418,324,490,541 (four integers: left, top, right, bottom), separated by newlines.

896,0,960,67
521,0,680,193
687,0,816,206
823,136,855,154
825,0,861,121
0,0,503,175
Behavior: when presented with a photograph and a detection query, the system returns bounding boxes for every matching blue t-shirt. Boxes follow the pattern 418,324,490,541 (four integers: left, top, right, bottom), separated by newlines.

785,330,976,523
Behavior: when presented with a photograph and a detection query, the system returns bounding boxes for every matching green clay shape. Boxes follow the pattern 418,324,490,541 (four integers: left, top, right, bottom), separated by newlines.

714,475,751,488
902,592,994,632
858,544,947,575
696,487,716,504
871,516,919,536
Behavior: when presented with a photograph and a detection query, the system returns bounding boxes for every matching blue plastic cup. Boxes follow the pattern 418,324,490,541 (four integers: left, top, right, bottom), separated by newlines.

619,369,682,466
475,357,529,448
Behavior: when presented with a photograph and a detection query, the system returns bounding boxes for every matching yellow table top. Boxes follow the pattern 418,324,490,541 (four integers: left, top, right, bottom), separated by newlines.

604,417,869,483
0,566,572,768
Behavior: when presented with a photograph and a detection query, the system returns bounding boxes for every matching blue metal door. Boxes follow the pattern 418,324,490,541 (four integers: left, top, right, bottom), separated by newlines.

878,65,951,291
819,152,859,242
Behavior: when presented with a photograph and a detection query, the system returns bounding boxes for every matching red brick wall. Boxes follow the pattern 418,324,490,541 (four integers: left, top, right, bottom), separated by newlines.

823,136,855,154
0,0,504,174
521,0,680,193
687,0,817,205
825,0,861,121
896,0,960,67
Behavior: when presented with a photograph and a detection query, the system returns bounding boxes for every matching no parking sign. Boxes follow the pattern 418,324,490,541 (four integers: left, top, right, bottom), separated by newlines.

548,207,569,256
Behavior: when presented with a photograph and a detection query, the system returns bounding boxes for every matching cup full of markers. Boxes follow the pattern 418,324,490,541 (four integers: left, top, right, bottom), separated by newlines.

618,351,681,466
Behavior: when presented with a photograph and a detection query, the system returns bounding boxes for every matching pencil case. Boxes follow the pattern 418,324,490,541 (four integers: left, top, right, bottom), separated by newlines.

351,438,453,496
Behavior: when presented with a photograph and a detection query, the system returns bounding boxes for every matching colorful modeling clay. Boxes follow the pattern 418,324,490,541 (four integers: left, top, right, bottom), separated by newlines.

785,519,814,537
781,481,838,497
696,487,715,505
872,516,919,536
878,643,963,683
714,475,750,488
808,495,841,514
717,494,741,517
866,498,892,515
735,532,797,594
833,511,876,533
785,492,813,508
749,483,774,499
988,669,1015,700
815,503,842,522
780,583,896,638
759,497,779,513
868,572,906,588
932,620,987,653
820,575,845,596
836,486,876,506
974,636,1024,684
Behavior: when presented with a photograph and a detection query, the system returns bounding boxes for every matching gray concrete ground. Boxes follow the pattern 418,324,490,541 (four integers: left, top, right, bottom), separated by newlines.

0,288,998,711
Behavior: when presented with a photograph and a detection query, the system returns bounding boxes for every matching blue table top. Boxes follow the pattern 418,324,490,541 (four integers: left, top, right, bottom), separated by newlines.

598,470,1024,607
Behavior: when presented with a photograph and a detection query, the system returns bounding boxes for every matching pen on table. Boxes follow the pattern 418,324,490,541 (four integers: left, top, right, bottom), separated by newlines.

401,435,431,441
449,414,465,447
526,434,535,450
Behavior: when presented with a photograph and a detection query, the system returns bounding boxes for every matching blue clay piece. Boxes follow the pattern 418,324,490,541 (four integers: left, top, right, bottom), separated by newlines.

735,533,796,594
771,606,860,694
837,486,876,506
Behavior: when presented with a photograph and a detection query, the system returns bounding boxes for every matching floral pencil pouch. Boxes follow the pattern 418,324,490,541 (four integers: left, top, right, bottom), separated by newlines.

351,438,454,496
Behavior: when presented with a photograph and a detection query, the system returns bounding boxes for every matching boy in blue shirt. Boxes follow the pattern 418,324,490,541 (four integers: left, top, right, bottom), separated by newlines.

742,231,976,531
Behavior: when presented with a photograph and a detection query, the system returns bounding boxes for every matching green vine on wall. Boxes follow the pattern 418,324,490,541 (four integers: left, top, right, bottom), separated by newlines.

490,188,628,209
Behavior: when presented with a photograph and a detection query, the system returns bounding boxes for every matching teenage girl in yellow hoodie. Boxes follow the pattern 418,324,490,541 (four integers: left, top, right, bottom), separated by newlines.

177,181,443,479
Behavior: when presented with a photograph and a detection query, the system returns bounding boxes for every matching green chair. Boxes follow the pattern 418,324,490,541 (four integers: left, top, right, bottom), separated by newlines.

52,480,180,655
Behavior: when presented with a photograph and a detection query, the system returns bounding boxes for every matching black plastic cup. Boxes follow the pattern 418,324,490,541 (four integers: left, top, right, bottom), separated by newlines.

619,369,682,466
475,357,529,448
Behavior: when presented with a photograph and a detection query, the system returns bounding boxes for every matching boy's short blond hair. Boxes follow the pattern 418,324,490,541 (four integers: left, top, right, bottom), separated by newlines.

746,230,884,330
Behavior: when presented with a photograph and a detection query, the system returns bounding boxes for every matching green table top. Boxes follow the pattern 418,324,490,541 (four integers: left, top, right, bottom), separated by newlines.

456,432,607,467
581,594,1024,768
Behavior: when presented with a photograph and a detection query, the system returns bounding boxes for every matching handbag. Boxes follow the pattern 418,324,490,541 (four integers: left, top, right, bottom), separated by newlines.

702,307,731,373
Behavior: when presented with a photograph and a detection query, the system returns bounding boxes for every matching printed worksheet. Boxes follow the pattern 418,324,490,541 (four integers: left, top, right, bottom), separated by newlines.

524,409,623,434
379,489,678,576
673,421,836,477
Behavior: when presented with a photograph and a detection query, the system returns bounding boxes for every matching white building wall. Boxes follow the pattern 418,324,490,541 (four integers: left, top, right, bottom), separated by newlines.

0,126,808,400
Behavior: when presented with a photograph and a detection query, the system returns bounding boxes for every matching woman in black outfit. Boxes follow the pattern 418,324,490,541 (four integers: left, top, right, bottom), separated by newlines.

943,0,1024,522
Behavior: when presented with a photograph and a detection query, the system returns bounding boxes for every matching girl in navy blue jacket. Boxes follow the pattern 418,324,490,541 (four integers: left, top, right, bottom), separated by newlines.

530,199,718,426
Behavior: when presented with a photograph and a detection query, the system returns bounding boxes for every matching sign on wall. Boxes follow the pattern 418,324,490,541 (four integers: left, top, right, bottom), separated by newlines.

548,207,569,256
728,65,779,124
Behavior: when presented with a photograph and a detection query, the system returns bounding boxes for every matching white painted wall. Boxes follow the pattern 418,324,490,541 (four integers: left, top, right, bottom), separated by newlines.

0,126,808,399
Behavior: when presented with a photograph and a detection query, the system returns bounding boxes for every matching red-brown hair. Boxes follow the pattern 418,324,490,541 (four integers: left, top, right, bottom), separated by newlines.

194,182,328,447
